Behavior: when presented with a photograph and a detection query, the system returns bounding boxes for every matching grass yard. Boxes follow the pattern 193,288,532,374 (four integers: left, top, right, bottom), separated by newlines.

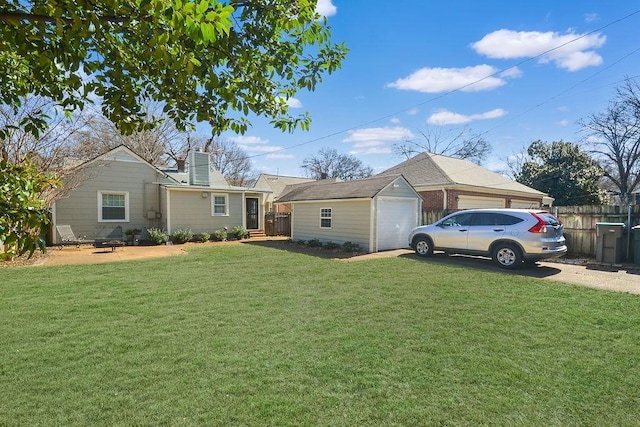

1,243,640,426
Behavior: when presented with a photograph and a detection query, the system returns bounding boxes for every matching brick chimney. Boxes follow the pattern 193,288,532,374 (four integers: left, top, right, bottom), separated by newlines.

176,158,185,173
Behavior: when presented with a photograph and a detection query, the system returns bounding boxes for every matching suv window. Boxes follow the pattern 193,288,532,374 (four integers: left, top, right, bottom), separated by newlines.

472,213,497,226
537,212,560,226
440,212,474,227
496,213,524,226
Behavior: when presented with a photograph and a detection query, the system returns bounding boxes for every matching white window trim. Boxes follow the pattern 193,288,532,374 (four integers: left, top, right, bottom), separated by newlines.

98,191,130,222
211,194,229,216
320,207,332,229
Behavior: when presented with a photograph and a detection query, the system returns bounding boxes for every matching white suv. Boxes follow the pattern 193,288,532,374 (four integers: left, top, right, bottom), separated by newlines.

408,209,567,269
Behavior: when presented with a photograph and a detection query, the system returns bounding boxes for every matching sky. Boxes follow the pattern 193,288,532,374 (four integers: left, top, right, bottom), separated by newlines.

212,1,640,177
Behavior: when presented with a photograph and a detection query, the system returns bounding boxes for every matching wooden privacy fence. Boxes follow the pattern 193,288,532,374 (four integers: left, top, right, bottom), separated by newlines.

553,205,640,257
264,212,291,236
422,206,640,258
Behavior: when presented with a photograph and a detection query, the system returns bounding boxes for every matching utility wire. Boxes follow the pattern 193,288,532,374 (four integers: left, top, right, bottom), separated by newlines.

241,8,640,160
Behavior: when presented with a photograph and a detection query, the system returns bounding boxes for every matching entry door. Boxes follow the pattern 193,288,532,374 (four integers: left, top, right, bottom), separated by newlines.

246,198,259,229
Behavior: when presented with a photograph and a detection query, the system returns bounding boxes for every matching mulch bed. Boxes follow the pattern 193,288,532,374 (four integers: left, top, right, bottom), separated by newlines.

0,250,49,268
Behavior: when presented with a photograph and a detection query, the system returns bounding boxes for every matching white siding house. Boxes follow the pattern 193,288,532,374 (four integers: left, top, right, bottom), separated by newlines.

53,146,271,243
277,175,421,252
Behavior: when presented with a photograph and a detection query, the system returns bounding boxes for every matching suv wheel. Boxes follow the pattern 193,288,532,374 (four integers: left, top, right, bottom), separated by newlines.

492,243,522,269
413,236,433,257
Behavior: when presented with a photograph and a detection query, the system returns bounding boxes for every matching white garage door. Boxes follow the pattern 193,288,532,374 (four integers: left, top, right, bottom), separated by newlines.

510,199,541,209
376,198,418,251
457,195,505,209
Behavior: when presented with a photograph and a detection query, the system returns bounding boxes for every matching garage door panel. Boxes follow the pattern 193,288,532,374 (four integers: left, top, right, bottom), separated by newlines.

457,195,505,209
377,198,418,251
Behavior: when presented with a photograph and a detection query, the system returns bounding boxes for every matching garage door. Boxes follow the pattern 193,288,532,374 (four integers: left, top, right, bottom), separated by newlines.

457,195,505,209
510,200,541,209
376,198,418,251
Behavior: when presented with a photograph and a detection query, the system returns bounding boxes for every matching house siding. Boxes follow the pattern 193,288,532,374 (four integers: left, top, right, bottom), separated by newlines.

167,190,245,234
54,160,162,242
292,200,372,249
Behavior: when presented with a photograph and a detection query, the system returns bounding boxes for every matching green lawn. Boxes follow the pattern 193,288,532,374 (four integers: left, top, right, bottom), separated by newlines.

2,243,640,426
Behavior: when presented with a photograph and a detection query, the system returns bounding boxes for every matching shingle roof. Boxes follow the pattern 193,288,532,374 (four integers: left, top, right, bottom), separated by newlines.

277,175,403,202
254,174,315,197
378,152,545,195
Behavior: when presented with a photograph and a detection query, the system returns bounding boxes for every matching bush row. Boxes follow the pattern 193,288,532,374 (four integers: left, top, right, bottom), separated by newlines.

145,226,248,245
293,239,363,253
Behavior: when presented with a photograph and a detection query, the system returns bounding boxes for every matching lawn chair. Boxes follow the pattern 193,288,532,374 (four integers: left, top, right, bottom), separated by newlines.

93,226,126,252
55,225,95,248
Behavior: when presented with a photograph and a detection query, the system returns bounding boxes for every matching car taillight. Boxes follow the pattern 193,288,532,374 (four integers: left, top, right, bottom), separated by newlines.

528,212,547,233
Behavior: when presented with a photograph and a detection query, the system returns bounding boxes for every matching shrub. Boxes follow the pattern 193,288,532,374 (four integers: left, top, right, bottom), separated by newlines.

213,228,228,242
199,232,210,243
342,241,363,253
230,225,248,240
324,241,340,250
172,228,194,244
307,238,322,247
147,228,169,245
294,239,306,246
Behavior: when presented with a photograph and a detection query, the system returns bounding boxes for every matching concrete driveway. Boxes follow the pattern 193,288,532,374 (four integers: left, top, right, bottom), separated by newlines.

383,250,640,295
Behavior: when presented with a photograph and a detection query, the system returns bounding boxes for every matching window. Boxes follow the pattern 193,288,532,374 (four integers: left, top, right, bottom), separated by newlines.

472,213,498,226
212,194,228,216
98,191,129,222
496,213,524,226
320,208,332,228
440,212,473,227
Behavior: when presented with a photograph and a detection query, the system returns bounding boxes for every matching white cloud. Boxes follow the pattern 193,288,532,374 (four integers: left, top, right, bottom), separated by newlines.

284,97,303,108
228,135,269,145
427,108,507,125
407,108,419,115
343,126,414,154
471,29,606,71
266,153,295,159
390,117,401,124
557,119,569,126
584,13,599,23
316,0,337,17
387,64,517,93
239,144,280,153
500,67,523,78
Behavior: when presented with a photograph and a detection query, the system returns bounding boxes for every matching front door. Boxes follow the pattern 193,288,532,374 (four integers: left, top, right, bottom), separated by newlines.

246,198,259,229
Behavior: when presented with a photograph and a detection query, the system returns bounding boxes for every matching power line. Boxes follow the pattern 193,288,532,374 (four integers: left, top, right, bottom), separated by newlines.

242,8,640,161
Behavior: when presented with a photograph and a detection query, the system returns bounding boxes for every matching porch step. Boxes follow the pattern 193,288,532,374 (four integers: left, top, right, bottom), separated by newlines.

248,230,267,238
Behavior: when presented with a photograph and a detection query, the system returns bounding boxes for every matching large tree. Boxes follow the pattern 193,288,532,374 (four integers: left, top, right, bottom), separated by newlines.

72,103,185,165
393,126,491,165
0,158,58,258
515,140,606,206
581,78,640,204
301,147,373,181
204,137,255,187
0,0,347,138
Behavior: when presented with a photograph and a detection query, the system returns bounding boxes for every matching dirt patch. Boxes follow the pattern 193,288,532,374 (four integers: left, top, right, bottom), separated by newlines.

0,250,49,268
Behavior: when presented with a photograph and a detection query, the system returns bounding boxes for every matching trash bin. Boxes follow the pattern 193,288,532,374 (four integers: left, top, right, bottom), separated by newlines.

595,222,626,263
633,225,640,265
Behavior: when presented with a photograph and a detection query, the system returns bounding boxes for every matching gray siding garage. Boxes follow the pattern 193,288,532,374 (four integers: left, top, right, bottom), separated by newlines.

277,175,421,253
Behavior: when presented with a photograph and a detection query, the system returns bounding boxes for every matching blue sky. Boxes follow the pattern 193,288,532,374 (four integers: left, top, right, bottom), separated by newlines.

214,1,640,177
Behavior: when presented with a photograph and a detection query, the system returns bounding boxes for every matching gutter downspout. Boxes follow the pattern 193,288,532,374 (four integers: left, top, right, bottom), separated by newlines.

628,204,632,261
442,188,448,211
166,189,171,235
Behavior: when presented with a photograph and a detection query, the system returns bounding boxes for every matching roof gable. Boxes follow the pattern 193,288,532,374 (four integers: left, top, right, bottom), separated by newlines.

379,152,545,195
254,174,315,196
277,175,411,202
